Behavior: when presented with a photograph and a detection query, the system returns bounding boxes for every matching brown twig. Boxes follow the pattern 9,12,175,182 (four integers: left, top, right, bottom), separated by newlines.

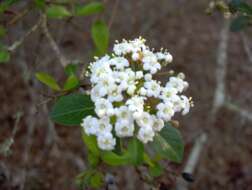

7,17,43,52
108,0,119,29
41,14,69,67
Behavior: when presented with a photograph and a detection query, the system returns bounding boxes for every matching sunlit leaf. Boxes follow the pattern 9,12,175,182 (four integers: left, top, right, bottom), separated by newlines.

75,2,104,16
91,20,109,55
35,72,61,91
63,74,79,90
46,5,71,19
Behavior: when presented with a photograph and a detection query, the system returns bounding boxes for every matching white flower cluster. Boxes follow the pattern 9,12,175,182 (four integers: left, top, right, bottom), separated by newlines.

81,37,192,150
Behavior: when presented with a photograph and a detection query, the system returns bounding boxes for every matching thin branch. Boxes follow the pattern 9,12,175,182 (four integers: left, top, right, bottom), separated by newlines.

211,19,230,117
41,14,69,67
7,18,43,52
225,102,252,122
108,0,119,29
176,133,208,190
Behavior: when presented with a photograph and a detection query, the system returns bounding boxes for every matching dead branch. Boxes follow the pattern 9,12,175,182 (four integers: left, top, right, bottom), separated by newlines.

41,14,69,67
7,17,43,52
225,102,252,122
176,133,208,190
241,32,252,64
212,19,230,117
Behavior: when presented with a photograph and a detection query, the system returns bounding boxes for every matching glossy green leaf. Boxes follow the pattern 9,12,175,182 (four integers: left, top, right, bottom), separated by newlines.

75,2,104,16
63,74,79,90
151,123,184,163
128,138,144,166
0,50,10,63
101,151,129,166
230,15,250,32
50,93,95,126
46,5,71,19
35,72,61,91
82,132,100,157
91,20,109,55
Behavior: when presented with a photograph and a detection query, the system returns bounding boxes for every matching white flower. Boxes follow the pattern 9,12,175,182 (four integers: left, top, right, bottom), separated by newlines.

144,73,152,81
160,86,178,101
126,96,145,116
142,50,161,74
95,98,114,117
113,41,132,55
96,117,113,135
107,84,123,102
115,119,134,137
132,52,140,61
116,106,133,121
110,57,129,70
97,132,116,150
90,85,102,102
135,71,143,79
136,112,154,128
152,116,164,132
81,116,98,135
137,126,155,143
166,77,188,93
144,80,161,98
156,102,175,121
179,95,190,115
156,52,173,63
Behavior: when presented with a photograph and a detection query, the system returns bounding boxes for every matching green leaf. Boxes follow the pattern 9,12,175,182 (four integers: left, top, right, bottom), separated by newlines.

128,138,144,166
34,0,45,9
0,50,10,63
50,93,95,126
237,2,252,15
82,132,100,157
90,172,103,189
65,63,77,76
46,5,71,19
75,169,94,189
150,123,184,163
0,25,6,38
148,162,164,177
35,72,61,91
91,20,109,55
101,151,129,166
63,74,79,90
230,15,250,32
75,2,104,16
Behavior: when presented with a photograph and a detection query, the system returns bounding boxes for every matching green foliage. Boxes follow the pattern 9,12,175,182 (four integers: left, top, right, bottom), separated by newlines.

63,74,79,90
230,15,250,32
46,5,71,19
91,20,109,55
82,132,100,157
0,0,18,14
76,170,103,189
150,123,184,163
65,63,78,76
34,0,45,9
75,2,104,16
0,49,10,63
128,138,144,166
0,25,6,38
35,72,61,91
148,162,164,177
50,93,95,126
101,151,129,166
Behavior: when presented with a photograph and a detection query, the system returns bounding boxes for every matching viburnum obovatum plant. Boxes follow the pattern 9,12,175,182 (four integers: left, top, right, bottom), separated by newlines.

41,37,193,188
